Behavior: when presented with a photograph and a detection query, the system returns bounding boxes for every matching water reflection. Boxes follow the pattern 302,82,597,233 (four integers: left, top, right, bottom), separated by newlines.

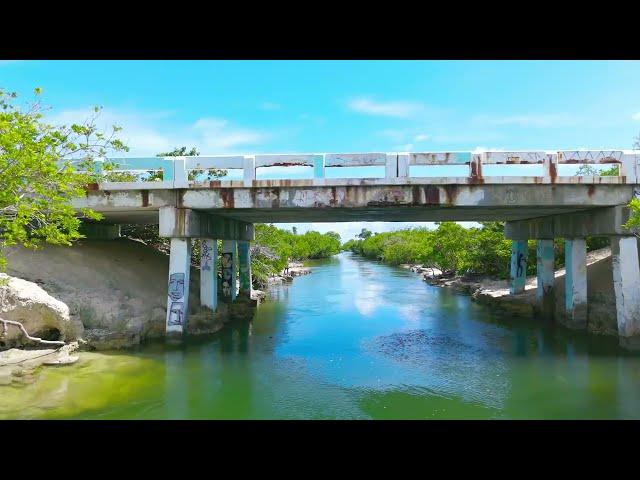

4,251,640,419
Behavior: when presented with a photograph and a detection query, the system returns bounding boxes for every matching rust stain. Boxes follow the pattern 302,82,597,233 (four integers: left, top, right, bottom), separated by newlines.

85,182,99,191
209,180,222,188
469,159,484,185
549,161,557,184
330,186,338,207
412,185,422,205
587,185,595,197
271,188,280,209
141,190,150,207
176,208,186,235
443,185,459,205
424,186,440,205
220,188,235,208
177,190,185,208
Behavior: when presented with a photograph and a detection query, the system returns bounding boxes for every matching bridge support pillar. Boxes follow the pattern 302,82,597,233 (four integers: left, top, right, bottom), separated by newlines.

510,240,528,294
536,239,556,319
610,236,640,347
564,238,587,329
221,240,237,301
166,238,192,335
238,240,252,297
200,239,218,311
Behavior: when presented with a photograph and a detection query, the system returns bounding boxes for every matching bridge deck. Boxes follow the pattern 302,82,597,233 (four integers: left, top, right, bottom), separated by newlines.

72,150,640,224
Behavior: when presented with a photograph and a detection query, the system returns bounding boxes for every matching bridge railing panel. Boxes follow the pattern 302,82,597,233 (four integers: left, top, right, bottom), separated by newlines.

76,150,640,188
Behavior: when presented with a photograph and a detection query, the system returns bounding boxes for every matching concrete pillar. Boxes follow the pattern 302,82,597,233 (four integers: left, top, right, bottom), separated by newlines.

221,240,237,301
564,238,587,328
510,240,528,294
610,236,640,340
238,240,252,297
536,239,556,318
199,238,218,311
166,238,192,334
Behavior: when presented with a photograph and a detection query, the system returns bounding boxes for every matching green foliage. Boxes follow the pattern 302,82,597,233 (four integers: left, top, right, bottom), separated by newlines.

624,197,640,234
343,222,609,279
0,88,127,270
249,225,341,287
575,164,619,176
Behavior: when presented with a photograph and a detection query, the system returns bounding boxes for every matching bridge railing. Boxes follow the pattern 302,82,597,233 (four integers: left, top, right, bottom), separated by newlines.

81,150,640,189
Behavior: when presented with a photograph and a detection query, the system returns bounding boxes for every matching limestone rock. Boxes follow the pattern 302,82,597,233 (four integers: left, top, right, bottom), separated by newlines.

0,273,83,348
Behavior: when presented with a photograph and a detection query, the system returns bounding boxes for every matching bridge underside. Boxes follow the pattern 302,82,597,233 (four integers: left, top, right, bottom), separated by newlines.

76,183,635,225
93,205,597,224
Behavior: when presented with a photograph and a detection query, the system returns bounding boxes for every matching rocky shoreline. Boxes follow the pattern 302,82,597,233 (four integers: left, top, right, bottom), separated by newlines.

400,247,619,335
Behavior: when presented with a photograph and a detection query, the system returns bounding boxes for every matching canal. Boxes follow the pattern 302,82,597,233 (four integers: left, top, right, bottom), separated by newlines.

2,251,640,419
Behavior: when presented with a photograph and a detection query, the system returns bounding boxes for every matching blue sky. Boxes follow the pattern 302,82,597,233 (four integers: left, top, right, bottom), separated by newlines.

3,60,640,239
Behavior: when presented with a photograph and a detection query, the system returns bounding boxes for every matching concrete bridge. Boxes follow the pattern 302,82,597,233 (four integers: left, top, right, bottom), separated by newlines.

72,150,640,346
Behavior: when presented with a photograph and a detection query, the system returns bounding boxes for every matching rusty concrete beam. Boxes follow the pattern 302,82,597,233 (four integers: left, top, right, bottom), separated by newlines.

159,206,254,240
504,206,634,239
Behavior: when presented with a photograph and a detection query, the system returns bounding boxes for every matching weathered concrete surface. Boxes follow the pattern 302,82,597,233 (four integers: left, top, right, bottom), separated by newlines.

468,247,620,336
505,206,634,239
611,236,640,342
158,206,254,240
565,239,588,329
510,240,528,294
74,183,636,224
0,274,84,348
4,239,220,350
536,239,556,318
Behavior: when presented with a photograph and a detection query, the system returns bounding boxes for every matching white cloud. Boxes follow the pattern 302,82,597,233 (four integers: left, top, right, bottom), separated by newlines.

632,112,640,121
347,97,424,118
414,133,430,142
47,108,269,156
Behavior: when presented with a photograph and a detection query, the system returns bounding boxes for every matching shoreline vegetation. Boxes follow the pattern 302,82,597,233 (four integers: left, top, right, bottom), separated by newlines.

342,222,610,280
119,223,340,289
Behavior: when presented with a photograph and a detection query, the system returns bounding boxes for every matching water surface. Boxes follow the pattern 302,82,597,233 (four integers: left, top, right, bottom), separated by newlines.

2,252,640,419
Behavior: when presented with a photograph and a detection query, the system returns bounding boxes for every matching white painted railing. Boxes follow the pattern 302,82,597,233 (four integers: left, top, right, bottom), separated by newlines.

79,150,640,189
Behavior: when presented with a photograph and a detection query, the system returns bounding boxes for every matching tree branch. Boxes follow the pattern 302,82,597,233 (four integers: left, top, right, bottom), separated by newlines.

1,317,66,346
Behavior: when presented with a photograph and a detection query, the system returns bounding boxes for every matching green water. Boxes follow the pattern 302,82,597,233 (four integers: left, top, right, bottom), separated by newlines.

2,252,640,420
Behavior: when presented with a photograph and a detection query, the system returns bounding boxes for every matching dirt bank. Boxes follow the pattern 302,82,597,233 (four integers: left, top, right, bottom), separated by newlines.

4,238,248,349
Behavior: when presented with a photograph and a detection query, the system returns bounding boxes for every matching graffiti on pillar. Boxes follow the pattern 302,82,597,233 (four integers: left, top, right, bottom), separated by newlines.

168,273,185,301
221,252,233,297
201,241,213,271
516,253,525,277
168,302,184,326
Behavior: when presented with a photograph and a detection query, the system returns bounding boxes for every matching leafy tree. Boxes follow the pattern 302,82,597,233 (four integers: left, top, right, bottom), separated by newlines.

0,88,127,270
357,228,373,239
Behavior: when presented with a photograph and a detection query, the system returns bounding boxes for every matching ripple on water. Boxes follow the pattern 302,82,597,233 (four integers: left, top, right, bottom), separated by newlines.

366,330,510,411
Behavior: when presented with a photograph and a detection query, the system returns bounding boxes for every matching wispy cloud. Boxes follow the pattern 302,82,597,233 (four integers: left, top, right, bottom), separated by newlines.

47,108,270,156
347,97,424,118
632,112,640,121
